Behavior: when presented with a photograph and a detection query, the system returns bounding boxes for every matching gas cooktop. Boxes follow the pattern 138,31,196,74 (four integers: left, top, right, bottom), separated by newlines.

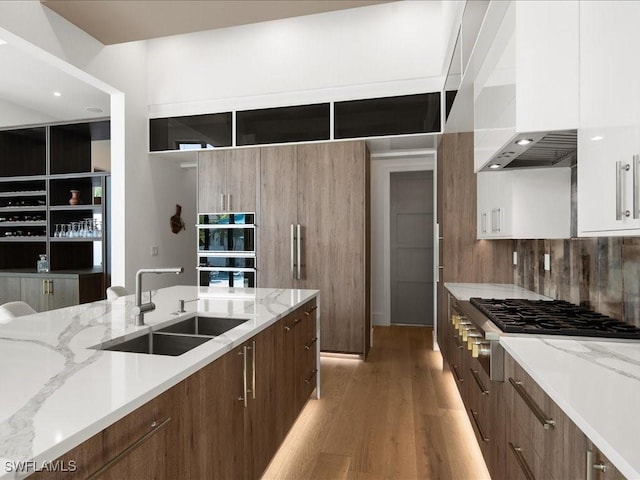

469,298,640,340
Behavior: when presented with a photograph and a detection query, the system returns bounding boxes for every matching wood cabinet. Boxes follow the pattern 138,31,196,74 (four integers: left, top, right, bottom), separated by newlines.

0,272,103,312
198,149,258,213
32,299,319,480
476,168,571,240
474,1,578,172
259,141,370,355
577,1,640,236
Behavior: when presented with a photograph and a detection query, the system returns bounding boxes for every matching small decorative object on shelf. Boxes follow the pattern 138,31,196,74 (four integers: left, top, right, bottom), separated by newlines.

37,254,49,273
93,186,102,205
69,189,80,205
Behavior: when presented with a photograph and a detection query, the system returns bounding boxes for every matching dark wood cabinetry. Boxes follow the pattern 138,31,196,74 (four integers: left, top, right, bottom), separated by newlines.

0,120,109,308
198,149,258,213
33,299,319,480
258,141,370,355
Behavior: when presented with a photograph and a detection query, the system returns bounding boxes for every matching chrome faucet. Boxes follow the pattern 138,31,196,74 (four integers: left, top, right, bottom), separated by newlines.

133,267,184,326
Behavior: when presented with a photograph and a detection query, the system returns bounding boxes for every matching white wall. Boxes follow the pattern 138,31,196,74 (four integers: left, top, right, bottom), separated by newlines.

0,1,197,291
147,0,446,117
0,0,451,292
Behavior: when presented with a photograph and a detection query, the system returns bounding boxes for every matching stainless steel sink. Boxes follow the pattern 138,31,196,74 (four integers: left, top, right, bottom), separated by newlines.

100,332,212,356
157,316,248,336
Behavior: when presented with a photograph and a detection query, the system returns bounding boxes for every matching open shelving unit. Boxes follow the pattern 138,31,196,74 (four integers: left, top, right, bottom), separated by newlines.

0,120,110,307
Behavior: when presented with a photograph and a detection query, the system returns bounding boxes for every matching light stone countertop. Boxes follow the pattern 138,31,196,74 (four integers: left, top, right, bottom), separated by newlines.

444,282,640,478
0,285,318,479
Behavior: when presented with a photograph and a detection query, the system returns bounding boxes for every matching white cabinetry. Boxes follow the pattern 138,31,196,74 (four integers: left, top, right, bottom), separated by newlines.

474,1,579,172
477,168,571,240
577,1,640,236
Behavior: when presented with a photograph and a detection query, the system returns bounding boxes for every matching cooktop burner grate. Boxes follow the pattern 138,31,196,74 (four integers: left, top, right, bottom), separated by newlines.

469,298,640,339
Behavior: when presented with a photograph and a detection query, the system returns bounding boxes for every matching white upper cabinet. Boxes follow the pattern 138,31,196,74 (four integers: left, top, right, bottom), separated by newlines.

474,1,579,172
577,1,640,235
477,168,572,240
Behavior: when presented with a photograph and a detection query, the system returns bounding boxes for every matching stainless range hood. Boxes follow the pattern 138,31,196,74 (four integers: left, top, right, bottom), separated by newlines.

482,129,577,171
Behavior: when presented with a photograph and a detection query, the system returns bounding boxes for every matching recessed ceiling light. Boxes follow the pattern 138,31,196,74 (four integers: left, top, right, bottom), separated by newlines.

591,136,604,141
53,92,62,97
515,138,533,146
489,163,502,169
86,107,103,113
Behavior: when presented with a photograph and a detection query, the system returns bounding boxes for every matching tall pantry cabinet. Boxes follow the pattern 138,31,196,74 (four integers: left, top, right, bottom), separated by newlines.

199,141,370,356
259,141,370,355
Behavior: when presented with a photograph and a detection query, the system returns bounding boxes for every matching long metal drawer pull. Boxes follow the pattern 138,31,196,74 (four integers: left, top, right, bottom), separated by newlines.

304,305,318,316
86,417,171,480
586,450,607,480
634,155,640,219
296,224,302,280
509,442,535,480
290,224,296,280
305,337,318,350
616,162,631,220
304,369,318,384
509,378,555,429
251,340,256,400
469,409,489,442
240,347,248,407
470,368,489,395
451,364,463,382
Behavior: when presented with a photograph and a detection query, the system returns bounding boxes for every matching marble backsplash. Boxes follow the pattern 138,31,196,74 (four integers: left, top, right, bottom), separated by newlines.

512,238,640,328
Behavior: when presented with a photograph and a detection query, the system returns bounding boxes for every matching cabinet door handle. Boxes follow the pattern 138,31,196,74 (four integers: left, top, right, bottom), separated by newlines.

634,155,640,219
469,409,489,442
220,193,226,212
86,417,171,480
451,364,464,382
251,340,256,400
481,212,487,234
304,368,318,384
304,305,318,316
42,279,47,295
290,224,296,280
227,193,232,211
48,280,53,295
305,337,318,350
509,378,555,429
616,161,631,220
239,347,248,407
586,450,608,480
470,368,489,395
509,443,535,480
296,224,302,280
496,207,501,233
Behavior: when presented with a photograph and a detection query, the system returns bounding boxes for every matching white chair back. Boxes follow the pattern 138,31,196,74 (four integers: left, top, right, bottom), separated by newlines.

0,301,37,323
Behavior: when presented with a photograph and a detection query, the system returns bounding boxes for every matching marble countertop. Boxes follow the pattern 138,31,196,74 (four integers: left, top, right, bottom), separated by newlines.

0,286,318,479
444,282,552,301
501,337,640,479
444,282,639,477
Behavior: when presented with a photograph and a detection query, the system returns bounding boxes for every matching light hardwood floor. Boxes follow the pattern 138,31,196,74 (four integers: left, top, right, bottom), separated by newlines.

262,326,491,480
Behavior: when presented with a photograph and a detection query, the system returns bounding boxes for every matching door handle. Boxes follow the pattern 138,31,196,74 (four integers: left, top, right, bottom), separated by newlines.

296,224,302,280
220,193,226,212
616,161,631,220
290,224,296,280
634,155,640,219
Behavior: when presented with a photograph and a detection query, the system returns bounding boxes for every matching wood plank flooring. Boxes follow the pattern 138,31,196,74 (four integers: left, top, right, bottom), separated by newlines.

262,326,490,480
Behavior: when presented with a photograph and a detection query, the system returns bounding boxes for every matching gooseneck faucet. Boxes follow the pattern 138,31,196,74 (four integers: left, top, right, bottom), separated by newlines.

133,267,184,326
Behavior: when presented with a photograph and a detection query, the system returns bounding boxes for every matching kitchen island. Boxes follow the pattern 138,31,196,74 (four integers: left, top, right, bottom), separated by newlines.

0,286,319,479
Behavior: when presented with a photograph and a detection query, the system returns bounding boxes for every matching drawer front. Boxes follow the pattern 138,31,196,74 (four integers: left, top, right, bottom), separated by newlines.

505,405,555,480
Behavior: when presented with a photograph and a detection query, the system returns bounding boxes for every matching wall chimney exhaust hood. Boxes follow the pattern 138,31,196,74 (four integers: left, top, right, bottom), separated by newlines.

482,129,576,171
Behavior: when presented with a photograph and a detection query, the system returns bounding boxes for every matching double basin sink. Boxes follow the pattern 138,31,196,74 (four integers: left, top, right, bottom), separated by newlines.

96,316,248,356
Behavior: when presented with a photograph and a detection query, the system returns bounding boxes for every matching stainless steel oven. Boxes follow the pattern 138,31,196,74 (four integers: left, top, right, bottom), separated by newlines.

197,213,256,288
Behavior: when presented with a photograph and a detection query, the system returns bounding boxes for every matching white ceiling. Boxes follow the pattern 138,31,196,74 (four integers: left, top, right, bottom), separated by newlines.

0,42,110,128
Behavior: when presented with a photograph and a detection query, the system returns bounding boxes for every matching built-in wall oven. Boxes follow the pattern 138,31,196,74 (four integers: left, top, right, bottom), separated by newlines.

197,212,256,288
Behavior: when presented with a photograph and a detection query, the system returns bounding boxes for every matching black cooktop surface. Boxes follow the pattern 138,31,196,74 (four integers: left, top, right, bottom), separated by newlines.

469,298,640,340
